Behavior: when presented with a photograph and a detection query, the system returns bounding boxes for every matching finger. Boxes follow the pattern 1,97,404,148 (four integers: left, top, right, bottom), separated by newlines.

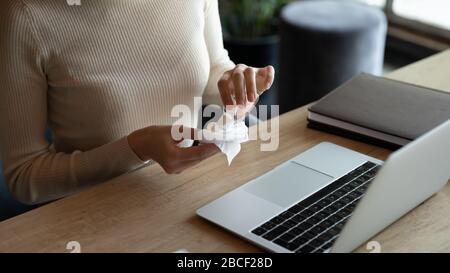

218,71,234,107
173,155,211,174
180,144,221,170
176,143,219,162
232,64,247,106
244,67,257,102
256,65,275,94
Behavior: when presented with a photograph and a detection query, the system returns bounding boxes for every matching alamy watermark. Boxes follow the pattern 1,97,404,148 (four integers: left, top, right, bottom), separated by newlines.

65,240,381,253
170,97,280,152
66,241,81,253
66,0,81,6
366,240,382,253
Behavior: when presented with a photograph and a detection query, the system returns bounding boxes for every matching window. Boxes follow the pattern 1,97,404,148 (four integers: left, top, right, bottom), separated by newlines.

354,0,386,8
344,0,450,42
392,0,450,31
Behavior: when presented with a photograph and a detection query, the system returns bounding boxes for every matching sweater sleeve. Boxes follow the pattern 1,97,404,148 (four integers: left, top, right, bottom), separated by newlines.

202,0,236,106
0,1,146,205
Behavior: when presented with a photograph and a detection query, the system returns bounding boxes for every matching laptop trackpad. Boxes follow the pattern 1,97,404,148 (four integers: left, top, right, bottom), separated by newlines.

244,162,333,208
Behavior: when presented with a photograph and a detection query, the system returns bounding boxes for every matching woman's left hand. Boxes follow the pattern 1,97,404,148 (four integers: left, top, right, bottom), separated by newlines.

218,64,275,110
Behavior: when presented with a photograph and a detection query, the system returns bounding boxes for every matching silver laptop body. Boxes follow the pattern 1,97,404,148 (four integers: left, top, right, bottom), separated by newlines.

197,120,450,253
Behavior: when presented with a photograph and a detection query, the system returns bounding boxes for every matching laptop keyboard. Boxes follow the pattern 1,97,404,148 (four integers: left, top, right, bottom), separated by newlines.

251,161,381,253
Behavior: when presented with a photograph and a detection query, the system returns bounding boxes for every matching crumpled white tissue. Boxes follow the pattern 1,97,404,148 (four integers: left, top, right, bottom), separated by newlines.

200,112,249,165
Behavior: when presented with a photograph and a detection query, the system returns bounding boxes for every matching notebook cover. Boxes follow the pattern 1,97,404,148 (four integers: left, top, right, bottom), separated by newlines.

307,120,402,151
308,73,450,141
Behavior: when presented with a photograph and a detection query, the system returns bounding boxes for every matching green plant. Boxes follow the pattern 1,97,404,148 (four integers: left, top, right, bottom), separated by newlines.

219,0,292,39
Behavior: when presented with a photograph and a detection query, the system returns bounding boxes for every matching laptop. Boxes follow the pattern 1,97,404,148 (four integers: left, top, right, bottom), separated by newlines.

197,119,450,253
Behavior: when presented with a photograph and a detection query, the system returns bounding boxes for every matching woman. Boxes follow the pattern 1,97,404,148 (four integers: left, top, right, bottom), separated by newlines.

0,0,274,204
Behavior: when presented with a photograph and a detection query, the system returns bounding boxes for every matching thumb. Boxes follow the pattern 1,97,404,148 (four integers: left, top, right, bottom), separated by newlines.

255,65,275,94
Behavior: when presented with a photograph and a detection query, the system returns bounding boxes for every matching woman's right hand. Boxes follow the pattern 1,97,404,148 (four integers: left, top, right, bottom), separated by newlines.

127,125,219,174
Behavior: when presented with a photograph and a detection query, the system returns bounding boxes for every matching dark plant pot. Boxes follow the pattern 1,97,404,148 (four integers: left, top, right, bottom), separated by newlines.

224,35,280,119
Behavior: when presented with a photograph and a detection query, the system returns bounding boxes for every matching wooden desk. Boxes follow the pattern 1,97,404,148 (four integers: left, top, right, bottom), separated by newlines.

1,50,450,253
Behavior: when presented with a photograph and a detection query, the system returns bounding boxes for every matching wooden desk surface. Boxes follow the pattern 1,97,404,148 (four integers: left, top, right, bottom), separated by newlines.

1,50,450,253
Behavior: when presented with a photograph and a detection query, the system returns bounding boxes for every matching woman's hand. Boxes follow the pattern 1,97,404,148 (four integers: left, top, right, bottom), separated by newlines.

128,125,219,174
218,64,275,109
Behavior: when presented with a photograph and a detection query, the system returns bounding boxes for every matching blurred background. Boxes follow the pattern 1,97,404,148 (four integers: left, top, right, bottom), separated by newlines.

219,0,450,114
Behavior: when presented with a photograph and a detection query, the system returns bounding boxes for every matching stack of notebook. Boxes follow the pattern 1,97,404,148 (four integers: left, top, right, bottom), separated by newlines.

307,73,450,149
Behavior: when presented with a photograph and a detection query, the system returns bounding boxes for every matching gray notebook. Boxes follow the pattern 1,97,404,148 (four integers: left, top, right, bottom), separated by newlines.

307,73,450,147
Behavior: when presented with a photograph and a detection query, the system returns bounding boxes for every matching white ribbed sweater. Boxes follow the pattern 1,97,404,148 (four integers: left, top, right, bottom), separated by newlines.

0,0,234,204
